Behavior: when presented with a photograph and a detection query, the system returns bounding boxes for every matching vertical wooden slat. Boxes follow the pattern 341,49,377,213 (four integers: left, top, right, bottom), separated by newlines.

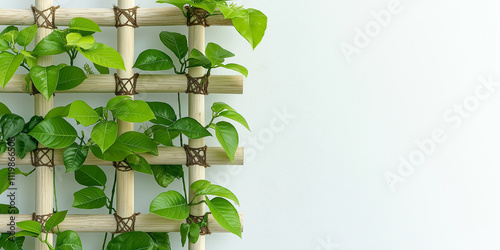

116,0,135,219
34,0,54,249
188,24,206,250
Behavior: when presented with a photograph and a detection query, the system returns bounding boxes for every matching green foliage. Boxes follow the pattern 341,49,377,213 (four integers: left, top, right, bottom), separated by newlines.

106,232,155,250
75,165,107,187
72,187,107,209
150,191,189,220
205,197,241,237
28,117,77,149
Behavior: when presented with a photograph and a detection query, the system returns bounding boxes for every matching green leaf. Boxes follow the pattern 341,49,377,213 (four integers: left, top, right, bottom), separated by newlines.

218,110,250,130
90,141,132,162
79,43,125,70
0,114,24,139
232,8,268,49
126,154,152,175
0,142,6,155
66,33,95,50
91,121,118,153
45,105,70,119
217,3,245,19
133,49,173,71
159,31,188,60
148,232,171,250
14,133,37,159
0,38,10,51
191,180,239,205
2,236,25,250
147,102,176,126
114,99,156,123
0,102,11,118
93,63,109,74
214,121,238,163
156,0,189,11
150,191,189,220
63,143,89,173
180,223,189,247
31,65,60,100
75,165,107,187
1,30,19,44
106,96,132,110
118,131,158,155
106,231,154,250
16,24,37,47
188,49,212,69
151,165,183,188
69,17,102,33
0,52,24,88
205,43,234,66
0,169,11,195
153,127,174,147
32,30,66,56
14,230,39,238
188,223,200,244
72,187,107,209
44,210,67,233
170,117,211,139
220,63,248,78
68,100,101,126
0,204,18,214
23,115,44,133
28,117,77,149
57,66,88,91
17,221,41,235
205,197,241,237
190,2,217,14
56,230,83,250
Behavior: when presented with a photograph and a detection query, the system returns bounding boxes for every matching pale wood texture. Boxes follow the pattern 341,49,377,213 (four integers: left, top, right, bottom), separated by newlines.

116,0,136,222
34,0,54,249
0,147,244,166
0,8,232,26
1,74,243,94
188,24,206,250
0,214,243,233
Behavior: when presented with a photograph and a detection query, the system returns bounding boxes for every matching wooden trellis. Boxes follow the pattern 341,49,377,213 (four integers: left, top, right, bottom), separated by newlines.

0,0,245,249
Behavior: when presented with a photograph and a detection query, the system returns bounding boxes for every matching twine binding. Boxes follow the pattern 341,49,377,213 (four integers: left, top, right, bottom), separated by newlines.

184,145,209,168
113,6,139,28
187,213,212,235
114,212,140,233
31,5,59,29
31,148,55,168
114,73,139,96
186,7,210,27
113,160,133,172
32,212,54,233
185,74,210,95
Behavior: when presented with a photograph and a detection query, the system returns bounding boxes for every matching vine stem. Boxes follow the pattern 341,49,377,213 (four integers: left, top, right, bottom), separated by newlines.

102,170,118,250
53,166,58,213
177,93,188,200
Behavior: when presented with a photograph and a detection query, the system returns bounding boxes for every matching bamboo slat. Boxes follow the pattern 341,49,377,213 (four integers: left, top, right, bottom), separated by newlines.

34,0,54,249
188,23,206,250
0,214,243,233
0,8,232,27
0,147,244,166
1,74,243,94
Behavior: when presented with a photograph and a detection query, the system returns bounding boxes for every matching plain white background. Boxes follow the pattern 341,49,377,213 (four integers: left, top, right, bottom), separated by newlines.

3,0,500,249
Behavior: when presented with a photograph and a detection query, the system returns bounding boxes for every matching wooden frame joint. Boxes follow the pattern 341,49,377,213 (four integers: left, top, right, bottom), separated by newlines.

113,5,139,28
185,74,210,95
184,145,209,168
186,7,210,27
114,212,140,233
113,160,133,172
31,5,59,29
32,212,54,233
187,213,212,235
30,148,55,168
114,73,139,96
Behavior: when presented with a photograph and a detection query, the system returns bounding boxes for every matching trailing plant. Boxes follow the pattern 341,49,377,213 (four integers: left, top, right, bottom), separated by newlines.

0,18,124,100
157,0,268,49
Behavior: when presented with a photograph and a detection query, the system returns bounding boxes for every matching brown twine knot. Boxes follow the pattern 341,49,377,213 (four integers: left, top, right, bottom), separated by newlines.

114,212,140,233
114,73,139,96
186,7,210,27
187,213,211,235
185,74,210,95
113,160,133,172
31,5,60,29
32,212,54,233
113,5,139,28
184,145,209,168
31,148,55,168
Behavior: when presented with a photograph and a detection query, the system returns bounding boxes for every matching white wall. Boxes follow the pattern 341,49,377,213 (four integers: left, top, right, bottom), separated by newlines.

3,0,500,249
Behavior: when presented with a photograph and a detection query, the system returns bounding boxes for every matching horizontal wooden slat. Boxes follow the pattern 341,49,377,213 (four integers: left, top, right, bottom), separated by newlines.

0,147,244,166
1,74,243,94
0,7,232,26
0,214,243,233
